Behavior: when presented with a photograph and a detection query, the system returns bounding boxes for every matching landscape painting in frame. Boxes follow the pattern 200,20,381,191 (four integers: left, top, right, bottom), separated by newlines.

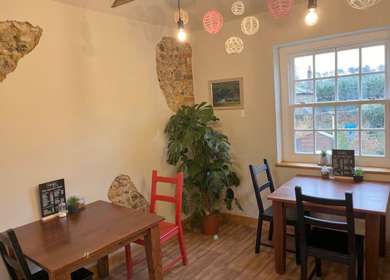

209,78,243,110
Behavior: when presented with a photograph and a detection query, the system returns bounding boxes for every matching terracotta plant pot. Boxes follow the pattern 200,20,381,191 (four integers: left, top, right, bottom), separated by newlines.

202,213,220,235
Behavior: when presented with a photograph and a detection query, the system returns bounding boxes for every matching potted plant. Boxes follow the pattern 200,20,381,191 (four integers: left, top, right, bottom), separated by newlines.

165,103,241,235
319,150,328,166
67,196,84,214
353,168,364,183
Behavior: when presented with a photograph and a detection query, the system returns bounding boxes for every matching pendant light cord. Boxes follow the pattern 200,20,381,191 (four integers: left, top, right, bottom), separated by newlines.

178,0,182,20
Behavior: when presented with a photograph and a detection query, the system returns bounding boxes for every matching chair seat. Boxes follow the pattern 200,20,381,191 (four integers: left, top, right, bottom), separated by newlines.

32,270,49,280
135,221,179,245
263,206,297,224
308,227,364,255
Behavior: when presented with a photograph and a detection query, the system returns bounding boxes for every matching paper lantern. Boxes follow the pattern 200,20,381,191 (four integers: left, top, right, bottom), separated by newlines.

267,0,294,18
347,0,381,9
231,1,245,16
174,9,189,25
225,37,244,54
203,10,224,34
241,16,260,36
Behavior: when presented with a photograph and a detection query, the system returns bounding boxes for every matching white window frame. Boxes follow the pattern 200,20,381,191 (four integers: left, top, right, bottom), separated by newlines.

274,27,390,168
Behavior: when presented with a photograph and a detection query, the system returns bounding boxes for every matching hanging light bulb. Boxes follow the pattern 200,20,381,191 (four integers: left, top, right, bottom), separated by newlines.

176,0,187,42
177,19,187,42
305,0,319,26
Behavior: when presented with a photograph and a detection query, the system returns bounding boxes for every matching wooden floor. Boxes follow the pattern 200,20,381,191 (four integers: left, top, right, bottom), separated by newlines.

108,223,390,280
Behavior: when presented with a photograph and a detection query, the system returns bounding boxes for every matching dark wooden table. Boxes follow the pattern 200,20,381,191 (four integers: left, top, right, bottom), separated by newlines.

268,176,390,280
14,200,164,280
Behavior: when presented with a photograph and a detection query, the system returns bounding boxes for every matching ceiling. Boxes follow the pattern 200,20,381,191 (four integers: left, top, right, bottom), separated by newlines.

53,0,297,30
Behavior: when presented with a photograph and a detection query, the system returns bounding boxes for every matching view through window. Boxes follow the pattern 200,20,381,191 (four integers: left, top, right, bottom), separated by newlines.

292,44,387,157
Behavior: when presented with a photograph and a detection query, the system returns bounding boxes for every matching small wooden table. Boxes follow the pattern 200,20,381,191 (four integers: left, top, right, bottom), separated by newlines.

268,176,390,280
13,200,164,280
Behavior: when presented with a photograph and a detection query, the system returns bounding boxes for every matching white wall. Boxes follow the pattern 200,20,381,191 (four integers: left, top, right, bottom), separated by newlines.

0,0,175,278
192,0,390,237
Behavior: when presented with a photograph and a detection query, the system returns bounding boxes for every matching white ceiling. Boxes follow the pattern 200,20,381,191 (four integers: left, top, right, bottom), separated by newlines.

53,0,304,30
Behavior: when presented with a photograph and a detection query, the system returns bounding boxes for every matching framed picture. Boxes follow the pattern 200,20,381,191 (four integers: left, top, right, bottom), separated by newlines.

209,78,244,110
332,149,355,177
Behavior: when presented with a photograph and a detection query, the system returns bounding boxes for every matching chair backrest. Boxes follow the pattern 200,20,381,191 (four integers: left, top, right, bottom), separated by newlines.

249,159,275,213
150,170,184,227
0,229,33,280
295,186,356,257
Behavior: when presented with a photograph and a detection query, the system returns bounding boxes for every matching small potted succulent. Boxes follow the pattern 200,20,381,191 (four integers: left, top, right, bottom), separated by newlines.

353,168,364,183
319,150,328,166
67,196,85,214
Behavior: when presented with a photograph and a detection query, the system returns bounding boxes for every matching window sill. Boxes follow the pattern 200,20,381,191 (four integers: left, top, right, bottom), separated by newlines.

276,161,390,175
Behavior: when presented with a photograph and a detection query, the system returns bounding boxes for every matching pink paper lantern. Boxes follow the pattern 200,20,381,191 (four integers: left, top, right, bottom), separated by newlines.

267,0,294,19
203,10,224,34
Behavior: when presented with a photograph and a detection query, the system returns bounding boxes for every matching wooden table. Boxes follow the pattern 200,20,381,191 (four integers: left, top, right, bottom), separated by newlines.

13,200,164,280
268,176,390,280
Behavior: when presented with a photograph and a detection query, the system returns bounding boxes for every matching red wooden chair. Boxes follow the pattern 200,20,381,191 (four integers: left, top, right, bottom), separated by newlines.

125,170,188,278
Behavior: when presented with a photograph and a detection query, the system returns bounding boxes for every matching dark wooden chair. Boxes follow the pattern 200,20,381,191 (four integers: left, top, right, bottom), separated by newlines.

249,159,300,263
295,186,364,280
0,229,48,280
0,229,93,280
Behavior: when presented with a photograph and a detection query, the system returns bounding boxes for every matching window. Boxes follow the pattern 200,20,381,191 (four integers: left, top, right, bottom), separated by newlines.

275,28,390,168
292,44,386,157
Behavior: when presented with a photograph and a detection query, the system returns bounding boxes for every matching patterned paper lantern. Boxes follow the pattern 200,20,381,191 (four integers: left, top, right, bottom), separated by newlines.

174,9,189,25
347,0,381,10
241,16,260,36
225,37,244,54
203,10,224,34
231,1,245,16
267,0,294,18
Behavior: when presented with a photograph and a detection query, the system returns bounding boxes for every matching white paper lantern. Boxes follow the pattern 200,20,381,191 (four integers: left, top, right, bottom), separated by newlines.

174,9,189,25
347,0,381,9
231,1,245,16
241,16,260,36
225,37,244,54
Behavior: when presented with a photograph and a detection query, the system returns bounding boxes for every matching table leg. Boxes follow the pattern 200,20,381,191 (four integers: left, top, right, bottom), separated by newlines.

272,200,286,274
380,215,386,257
97,255,109,278
365,214,380,280
144,225,162,280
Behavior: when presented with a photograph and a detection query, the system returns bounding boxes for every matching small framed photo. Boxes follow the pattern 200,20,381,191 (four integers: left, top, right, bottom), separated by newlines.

209,78,244,110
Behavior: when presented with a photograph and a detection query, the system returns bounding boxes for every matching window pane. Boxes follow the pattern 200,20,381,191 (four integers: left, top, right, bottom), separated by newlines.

362,45,385,73
336,106,359,129
295,55,313,80
337,131,359,155
315,106,335,130
295,81,314,104
362,73,385,100
316,78,336,102
295,131,314,153
315,52,335,78
337,48,359,76
338,76,359,101
315,131,335,153
361,131,385,156
294,107,313,129
361,104,385,129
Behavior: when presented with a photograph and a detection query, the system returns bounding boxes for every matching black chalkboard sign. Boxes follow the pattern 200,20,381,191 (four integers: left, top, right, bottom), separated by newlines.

332,149,355,177
39,179,66,218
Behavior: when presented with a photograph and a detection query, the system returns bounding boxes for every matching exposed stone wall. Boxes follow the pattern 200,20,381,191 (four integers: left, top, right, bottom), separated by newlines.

108,174,149,213
0,21,42,82
156,37,194,112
